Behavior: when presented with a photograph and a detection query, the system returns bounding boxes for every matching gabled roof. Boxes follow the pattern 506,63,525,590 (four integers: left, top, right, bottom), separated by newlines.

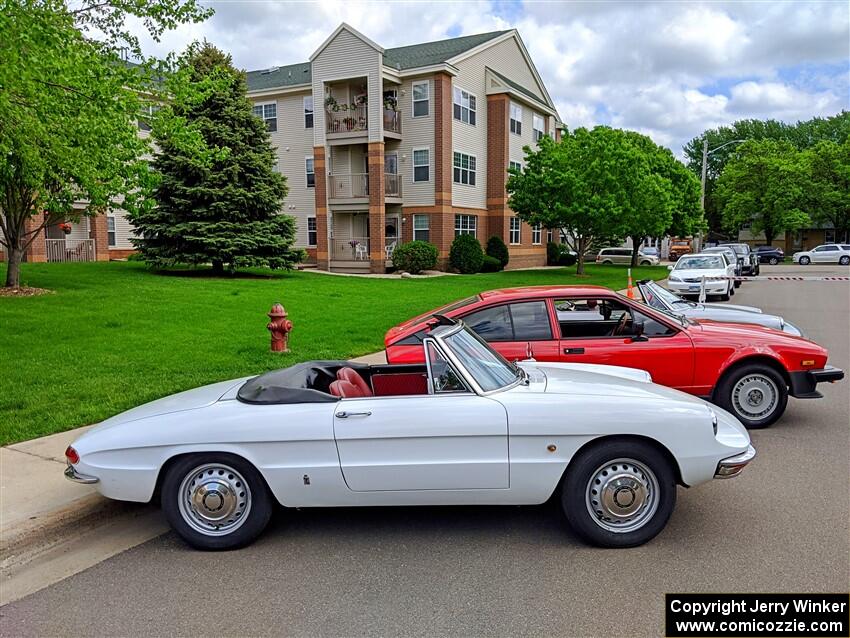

309,23,384,62
486,67,554,114
383,30,510,70
246,62,312,92
245,29,509,92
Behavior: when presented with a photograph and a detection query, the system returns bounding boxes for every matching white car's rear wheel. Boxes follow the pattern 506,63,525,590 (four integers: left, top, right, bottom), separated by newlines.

162,454,273,550
561,440,676,548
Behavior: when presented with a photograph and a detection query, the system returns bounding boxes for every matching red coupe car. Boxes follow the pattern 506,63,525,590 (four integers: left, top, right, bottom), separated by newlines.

385,285,843,428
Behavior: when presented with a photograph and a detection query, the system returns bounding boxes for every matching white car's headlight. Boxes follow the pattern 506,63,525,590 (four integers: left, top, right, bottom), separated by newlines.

669,275,681,282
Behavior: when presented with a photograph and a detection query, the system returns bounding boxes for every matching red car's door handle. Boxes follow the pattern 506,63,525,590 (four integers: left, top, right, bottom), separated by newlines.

563,347,585,355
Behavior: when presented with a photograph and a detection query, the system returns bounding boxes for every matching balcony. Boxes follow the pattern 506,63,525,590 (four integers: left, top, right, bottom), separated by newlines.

327,173,402,201
383,108,401,135
46,238,95,262
326,105,368,136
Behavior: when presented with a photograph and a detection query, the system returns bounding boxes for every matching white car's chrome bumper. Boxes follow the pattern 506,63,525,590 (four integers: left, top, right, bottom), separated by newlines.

714,445,757,479
65,462,99,484
668,279,728,294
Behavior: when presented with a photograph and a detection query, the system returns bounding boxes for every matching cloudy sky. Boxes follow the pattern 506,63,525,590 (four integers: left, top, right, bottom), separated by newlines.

131,0,849,155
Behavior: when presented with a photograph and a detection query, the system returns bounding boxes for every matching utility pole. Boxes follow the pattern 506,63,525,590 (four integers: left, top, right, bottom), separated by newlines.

698,138,745,252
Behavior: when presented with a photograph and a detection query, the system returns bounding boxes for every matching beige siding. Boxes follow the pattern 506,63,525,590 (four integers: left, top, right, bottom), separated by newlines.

508,101,542,167
310,28,383,145
109,211,136,249
252,90,316,248
451,36,547,209
396,75,435,206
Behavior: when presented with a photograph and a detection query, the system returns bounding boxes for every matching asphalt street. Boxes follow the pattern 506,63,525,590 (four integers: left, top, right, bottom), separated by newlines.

2,264,848,638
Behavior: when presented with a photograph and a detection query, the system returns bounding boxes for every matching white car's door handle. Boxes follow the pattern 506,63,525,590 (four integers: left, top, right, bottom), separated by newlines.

335,411,372,418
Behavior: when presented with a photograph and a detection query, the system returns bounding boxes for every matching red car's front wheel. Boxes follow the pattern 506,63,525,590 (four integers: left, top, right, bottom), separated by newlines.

715,363,788,429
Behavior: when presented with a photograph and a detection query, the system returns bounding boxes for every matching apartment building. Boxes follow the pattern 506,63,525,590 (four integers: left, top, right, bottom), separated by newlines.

247,24,561,272
3,25,561,272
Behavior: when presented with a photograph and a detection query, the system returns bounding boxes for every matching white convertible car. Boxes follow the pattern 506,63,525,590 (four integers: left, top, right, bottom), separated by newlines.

65,322,755,550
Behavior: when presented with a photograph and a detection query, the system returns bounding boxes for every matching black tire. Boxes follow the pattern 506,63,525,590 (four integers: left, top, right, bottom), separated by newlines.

734,279,742,288
840,256,849,266
714,363,788,429
718,283,731,301
561,439,676,548
729,284,735,296
769,257,779,265
640,260,651,266
602,259,613,265
800,256,810,265
161,453,274,550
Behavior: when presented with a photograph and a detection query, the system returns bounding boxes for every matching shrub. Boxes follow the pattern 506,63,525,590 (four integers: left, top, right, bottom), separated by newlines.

391,240,438,274
480,255,502,272
449,234,485,274
486,235,509,269
547,241,577,266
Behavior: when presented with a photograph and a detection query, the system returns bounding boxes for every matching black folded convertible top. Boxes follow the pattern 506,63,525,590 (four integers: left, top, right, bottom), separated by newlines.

236,360,370,404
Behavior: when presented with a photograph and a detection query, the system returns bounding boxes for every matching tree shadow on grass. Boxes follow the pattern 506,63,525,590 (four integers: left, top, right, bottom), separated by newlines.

151,267,298,280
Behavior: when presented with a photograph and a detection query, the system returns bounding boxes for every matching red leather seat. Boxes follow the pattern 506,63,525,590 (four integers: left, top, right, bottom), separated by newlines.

336,367,373,397
329,380,360,398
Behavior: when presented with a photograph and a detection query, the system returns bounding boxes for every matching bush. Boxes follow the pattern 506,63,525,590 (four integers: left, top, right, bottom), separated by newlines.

547,242,577,266
486,235,509,269
480,255,502,272
449,234,485,274
391,240,438,274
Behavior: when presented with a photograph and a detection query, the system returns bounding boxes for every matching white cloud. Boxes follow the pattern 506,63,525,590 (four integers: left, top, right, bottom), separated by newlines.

126,0,850,155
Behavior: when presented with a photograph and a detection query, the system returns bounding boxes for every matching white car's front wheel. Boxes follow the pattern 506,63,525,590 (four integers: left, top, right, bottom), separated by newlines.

162,454,273,550
561,440,676,548
799,256,811,265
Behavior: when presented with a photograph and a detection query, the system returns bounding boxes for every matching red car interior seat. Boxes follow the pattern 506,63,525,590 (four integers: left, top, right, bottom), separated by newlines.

336,367,373,397
329,379,368,398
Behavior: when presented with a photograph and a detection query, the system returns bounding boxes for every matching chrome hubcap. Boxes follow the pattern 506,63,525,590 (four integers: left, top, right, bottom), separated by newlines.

585,458,659,533
732,374,778,419
178,463,251,536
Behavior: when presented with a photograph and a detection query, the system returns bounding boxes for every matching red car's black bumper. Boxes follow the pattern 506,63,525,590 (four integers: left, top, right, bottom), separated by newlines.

789,366,845,398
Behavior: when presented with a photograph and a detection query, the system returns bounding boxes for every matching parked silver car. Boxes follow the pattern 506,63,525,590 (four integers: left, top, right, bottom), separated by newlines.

596,247,659,266
637,280,802,336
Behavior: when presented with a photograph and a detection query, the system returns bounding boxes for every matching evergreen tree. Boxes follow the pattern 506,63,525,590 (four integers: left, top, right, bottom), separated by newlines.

130,42,304,273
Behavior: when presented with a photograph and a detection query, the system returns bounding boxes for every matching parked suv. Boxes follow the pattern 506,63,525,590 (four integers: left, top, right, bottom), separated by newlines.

793,244,850,265
668,238,692,261
721,243,759,275
596,247,659,266
754,245,784,265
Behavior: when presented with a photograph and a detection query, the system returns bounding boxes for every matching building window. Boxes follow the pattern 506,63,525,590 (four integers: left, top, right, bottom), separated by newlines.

532,222,542,245
509,217,521,245
547,228,553,243
137,104,158,131
252,102,277,132
532,114,545,142
305,157,315,187
412,81,429,117
452,87,476,125
304,96,313,128
455,214,476,237
453,152,476,186
307,217,317,246
413,215,430,242
413,148,430,182
509,160,522,173
510,103,522,135
107,216,116,247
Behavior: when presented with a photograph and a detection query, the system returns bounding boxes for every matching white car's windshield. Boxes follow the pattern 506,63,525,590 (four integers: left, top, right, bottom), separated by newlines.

644,282,689,308
676,256,724,270
442,327,518,392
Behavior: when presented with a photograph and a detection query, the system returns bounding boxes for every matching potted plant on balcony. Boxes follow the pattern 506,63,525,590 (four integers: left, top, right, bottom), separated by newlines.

324,95,339,111
59,222,72,235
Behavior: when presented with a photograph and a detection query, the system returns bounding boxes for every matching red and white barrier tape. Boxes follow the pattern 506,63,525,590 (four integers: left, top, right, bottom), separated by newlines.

692,275,850,282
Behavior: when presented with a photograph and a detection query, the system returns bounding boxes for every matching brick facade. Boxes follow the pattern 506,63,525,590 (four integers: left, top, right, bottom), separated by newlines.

89,213,111,261
312,146,329,270
367,141,386,273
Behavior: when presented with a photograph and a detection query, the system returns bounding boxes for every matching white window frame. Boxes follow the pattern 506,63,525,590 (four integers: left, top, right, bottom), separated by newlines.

509,160,522,173
452,86,477,126
412,147,430,183
307,217,317,247
510,103,522,135
532,114,545,142
252,101,277,132
107,215,116,247
412,81,430,118
413,214,430,242
304,96,314,129
532,222,542,245
509,217,521,245
305,156,315,188
453,151,477,186
455,214,477,237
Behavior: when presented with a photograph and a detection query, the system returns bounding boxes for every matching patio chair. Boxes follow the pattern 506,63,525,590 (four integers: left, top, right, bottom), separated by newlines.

385,241,397,261
355,244,368,260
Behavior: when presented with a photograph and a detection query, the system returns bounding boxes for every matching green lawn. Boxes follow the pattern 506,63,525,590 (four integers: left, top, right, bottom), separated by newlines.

1,261,667,444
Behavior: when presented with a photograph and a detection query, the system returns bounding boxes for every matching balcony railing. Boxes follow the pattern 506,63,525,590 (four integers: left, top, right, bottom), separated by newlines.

329,173,369,199
384,173,401,197
331,237,370,261
328,173,402,199
46,238,95,262
383,108,401,134
326,105,368,134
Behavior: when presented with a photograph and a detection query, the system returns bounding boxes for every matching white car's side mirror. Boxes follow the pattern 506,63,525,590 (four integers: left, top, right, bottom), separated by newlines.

667,265,673,271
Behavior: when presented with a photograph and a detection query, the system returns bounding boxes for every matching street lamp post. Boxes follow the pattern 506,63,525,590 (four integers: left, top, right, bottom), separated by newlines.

697,138,745,251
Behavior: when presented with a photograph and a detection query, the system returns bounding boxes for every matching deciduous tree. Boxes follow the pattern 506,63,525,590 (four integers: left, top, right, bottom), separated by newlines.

802,139,850,241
